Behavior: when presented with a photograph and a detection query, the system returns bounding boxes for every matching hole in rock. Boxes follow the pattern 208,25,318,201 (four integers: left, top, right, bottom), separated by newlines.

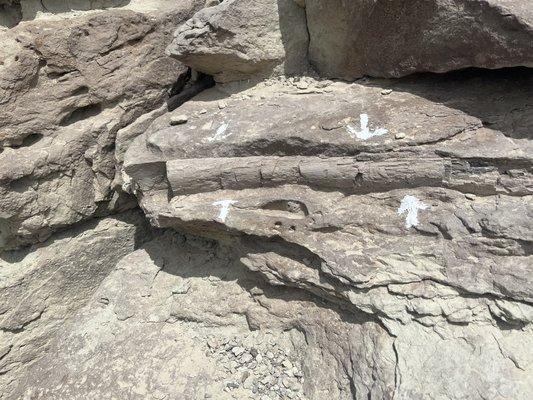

167,73,215,112
60,103,102,126
20,133,43,147
71,86,90,96
8,133,44,149
262,200,309,217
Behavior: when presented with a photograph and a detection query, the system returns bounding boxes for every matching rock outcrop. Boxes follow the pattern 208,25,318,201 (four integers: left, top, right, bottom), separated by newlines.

0,1,202,250
1,1,532,399
169,0,533,81
0,211,151,399
14,230,395,400
167,0,309,82
306,0,533,79
123,71,533,399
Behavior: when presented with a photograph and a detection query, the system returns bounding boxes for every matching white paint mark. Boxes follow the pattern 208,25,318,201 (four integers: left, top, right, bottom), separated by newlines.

346,114,388,140
212,200,238,222
397,195,429,229
208,122,231,142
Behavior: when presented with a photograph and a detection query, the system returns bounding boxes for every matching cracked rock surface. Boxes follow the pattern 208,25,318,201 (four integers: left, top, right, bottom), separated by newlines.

14,231,395,400
168,0,533,81
123,72,533,399
1,1,532,399
0,1,203,250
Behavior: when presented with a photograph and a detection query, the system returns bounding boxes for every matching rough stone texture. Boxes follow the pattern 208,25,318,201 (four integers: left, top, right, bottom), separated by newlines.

169,0,533,81
167,0,309,82
0,211,151,400
1,1,533,399
306,0,533,79
124,70,533,399
13,231,395,400
0,2,202,250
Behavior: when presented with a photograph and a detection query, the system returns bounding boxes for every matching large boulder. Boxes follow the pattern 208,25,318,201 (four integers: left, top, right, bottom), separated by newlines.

167,0,309,82
168,0,533,81
306,0,533,79
123,71,533,399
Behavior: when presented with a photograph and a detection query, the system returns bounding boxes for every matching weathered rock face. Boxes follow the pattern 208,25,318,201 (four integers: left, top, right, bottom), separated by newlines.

167,0,309,82
169,0,533,81
124,70,533,399
13,230,396,400
0,211,151,400
0,2,202,250
306,0,533,79
1,1,533,399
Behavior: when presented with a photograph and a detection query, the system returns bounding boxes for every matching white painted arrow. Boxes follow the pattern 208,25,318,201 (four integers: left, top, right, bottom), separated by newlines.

346,114,388,140
212,199,238,222
208,122,231,142
397,195,429,229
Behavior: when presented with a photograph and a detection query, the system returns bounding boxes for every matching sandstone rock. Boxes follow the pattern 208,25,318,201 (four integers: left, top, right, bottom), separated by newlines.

124,71,533,399
168,0,533,81
0,211,151,399
306,0,533,79
12,231,396,400
0,3,202,250
167,0,309,82
1,1,532,398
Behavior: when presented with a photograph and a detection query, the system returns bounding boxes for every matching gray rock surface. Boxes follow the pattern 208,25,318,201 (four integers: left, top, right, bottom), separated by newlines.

123,71,533,399
13,231,395,400
167,0,309,82
1,1,532,399
0,2,202,250
169,0,533,81
0,211,151,400
306,0,533,79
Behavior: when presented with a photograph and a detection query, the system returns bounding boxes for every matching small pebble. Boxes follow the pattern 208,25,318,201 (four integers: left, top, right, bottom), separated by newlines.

218,101,227,109
395,132,406,139
465,193,476,200
292,367,303,377
381,89,393,95
172,281,190,294
282,360,293,369
232,346,245,356
240,353,253,364
169,114,188,125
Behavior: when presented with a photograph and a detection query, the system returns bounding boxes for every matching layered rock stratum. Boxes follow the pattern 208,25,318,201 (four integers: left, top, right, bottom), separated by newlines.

1,1,532,399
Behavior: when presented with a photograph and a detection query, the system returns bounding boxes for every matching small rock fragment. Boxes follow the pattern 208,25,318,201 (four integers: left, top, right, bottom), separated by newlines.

381,89,393,95
232,346,245,356
170,115,188,125
172,281,190,294
297,81,309,90
240,352,253,364
395,132,406,139
282,360,293,369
